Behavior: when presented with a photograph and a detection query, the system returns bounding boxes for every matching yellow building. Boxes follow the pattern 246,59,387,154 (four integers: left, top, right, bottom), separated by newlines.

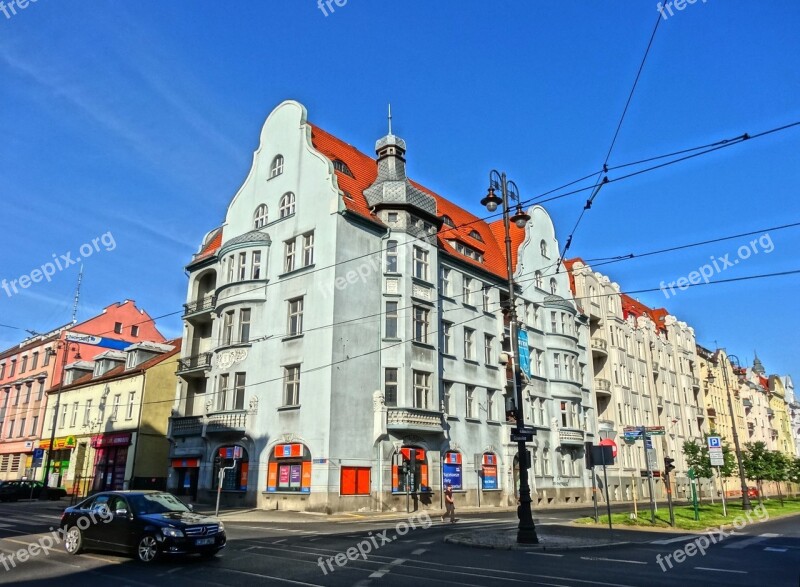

769,376,794,458
41,340,180,497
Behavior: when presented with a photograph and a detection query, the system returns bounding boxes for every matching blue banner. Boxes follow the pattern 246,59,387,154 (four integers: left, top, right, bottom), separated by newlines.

442,464,462,490
66,333,134,350
518,329,531,378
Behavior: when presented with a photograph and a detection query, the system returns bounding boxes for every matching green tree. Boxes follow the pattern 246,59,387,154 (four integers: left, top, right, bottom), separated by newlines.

766,451,791,506
682,434,736,501
742,442,770,505
789,458,800,486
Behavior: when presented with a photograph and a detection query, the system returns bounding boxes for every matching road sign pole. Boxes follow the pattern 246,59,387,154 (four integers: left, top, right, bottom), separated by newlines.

691,478,700,521
641,426,655,523
664,471,675,527
718,467,727,517
600,450,612,532
591,469,599,523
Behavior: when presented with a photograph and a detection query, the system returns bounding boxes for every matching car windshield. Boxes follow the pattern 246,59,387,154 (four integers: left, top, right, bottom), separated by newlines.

128,493,191,515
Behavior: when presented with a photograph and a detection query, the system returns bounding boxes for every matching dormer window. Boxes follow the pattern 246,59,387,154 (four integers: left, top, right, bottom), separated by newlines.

332,159,354,177
442,216,455,228
254,204,269,229
279,192,296,218
469,230,483,242
270,155,284,178
449,240,484,264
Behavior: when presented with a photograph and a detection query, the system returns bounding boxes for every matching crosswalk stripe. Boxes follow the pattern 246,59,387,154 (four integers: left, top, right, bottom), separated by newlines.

723,533,780,550
650,535,697,545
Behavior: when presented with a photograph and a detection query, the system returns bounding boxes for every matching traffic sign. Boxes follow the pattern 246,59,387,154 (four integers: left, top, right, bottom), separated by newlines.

511,433,534,442
647,448,658,470
32,448,44,460
513,426,537,436
707,436,721,448
710,453,725,467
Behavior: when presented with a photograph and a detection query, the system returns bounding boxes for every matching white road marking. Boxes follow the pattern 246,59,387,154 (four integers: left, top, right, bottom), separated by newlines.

764,547,788,552
369,558,406,579
526,552,564,557
580,557,647,565
723,533,780,549
273,538,287,543
650,535,698,545
695,567,748,574
418,541,434,545
411,548,427,555
221,567,325,586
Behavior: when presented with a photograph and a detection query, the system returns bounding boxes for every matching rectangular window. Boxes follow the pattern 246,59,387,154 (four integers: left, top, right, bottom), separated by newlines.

464,328,475,360
251,251,262,280
9,359,15,377
466,386,476,419
20,356,27,374
537,398,546,426
127,392,136,420
227,255,235,282
487,390,495,421
288,297,304,336
239,309,251,343
442,322,452,355
561,313,567,334
463,277,473,306
303,232,314,266
217,374,229,411
412,306,429,344
12,388,18,406
37,380,45,401
443,381,453,414
111,395,121,421
386,240,398,273
560,400,574,428
114,322,123,334
484,334,494,365
553,354,560,379
131,325,139,337
32,352,39,369
413,246,429,280
24,384,31,405
70,402,78,427
0,363,4,379
482,285,491,312
340,467,371,496
84,400,92,426
535,350,544,376
237,252,247,281
413,371,431,409
283,365,300,406
6,420,13,439
234,373,246,410
222,311,234,345
384,368,398,407
30,415,38,436
385,302,398,338
284,240,296,273
441,268,451,297
60,404,68,428
550,311,557,333
18,418,25,437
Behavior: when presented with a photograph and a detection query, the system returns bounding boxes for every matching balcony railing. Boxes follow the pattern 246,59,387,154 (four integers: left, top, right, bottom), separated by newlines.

559,428,585,446
707,407,717,418
591,338,608,356
170,416,203,437
206,410,248,433
387,407,444,432
177,353,213,374
594,378,611,396
183,295,215,318
691,377,700,390
742,398,752,408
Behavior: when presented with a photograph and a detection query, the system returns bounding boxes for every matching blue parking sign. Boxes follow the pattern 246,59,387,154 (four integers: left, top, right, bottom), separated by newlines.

707,436,721,448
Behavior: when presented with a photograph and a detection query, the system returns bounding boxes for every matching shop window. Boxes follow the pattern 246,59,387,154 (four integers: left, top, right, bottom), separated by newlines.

213,445,249,491
341,467,370,496
267,443,311,493
391,447,430,494
442,451,462,490
481,453,499,490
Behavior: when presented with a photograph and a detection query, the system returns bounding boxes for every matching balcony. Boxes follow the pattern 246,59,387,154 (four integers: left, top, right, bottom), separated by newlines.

177,353,213,378
170,416,203,437
598,419,615,432
770,428,778,438
691,377,700,391
652,361,659,376
594,378,612,397
707,407,717,419
591,338,608,358
742,398,753,408
767,408,775,418
747,421,755,431
183,295,215,321
559,428,585,446
206,410,248,434
387,407,444,433
695,406,705,419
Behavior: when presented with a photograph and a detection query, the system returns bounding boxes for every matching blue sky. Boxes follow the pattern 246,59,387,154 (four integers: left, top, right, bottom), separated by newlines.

0,1,798,378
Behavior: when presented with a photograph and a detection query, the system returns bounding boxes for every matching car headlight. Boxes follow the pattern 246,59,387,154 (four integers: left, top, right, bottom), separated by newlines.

161,527,185,538
217,522,224,533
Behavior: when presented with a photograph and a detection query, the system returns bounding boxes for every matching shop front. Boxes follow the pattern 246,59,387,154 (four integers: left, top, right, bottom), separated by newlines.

91,432,133,492
171,456,201,501
39,435,77,488
266,443,311,493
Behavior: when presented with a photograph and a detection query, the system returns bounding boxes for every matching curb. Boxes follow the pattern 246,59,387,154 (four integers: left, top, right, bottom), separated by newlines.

442,533,631,551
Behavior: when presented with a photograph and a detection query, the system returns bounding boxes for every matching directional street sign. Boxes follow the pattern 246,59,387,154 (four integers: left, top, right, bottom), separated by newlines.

514,426,537,436
511,433,534,442
708,436,721,448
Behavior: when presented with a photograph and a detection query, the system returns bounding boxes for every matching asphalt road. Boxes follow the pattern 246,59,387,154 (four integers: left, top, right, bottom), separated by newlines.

0,499,798,586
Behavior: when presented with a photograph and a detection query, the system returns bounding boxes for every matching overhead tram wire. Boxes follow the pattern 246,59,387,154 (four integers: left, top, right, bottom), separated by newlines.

556,12,663,273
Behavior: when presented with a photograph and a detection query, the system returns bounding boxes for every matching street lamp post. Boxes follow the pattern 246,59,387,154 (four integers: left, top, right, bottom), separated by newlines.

717,352,752,512
39,339,80,500
481,170,538,544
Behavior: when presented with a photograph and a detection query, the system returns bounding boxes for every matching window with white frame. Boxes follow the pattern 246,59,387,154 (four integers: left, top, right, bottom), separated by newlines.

443,381,453,414
226,256,235,283
83,400,92,426
303,232,314,266
550,278,557,295
127,392,136,420
550,311,557,333
540,240,548,258
288,297,304,336
279,192,296,218
543,449,551,475
233,373,246,410
440,267,451,296
111,395,121,421
237,252,247,281
487,389,496,421
412,306,430,344
463,276,473,305
221,311,234,345
283,366,300,406
413,246,429,281
284,240,296,273
553,353,560,379
482,285,491,312
254,204,268,228
384,368,398,406
386,240,398,273
466,385,476,418
535,349,544,375
535,271,543,289
413,371,431,409
238,309,251,343
464,328,475,360
484,334,494,365
442,321,452,354
270,155,284,178
385,302,399,338
251,251,262,280
69,403,78,428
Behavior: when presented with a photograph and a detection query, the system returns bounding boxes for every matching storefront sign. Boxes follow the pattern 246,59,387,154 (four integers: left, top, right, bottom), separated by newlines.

171,458,200,468
481,453,499,490
39,436,77,450
275,443,304,458
65,333,134,350
443,464,462,489
91,432,132,448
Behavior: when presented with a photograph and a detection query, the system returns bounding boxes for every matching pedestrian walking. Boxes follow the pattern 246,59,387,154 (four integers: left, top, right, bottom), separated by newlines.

441,483,456,523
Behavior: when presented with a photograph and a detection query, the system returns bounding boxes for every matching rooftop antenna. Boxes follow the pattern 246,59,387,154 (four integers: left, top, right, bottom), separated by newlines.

388,103,393,135
70,264,84,326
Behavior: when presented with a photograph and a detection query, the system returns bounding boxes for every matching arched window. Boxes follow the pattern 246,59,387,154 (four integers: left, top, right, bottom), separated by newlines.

332,159,354,177
481,453,499,490
392,447,430,493
266,443,312,493
443,451,463,490
535,271,543,289
549,278,557,294
540,240,548,258
270,155,284,178
279,192,296,218
442,215,455,228
213,445,249,491
469,230,483,242
254,204,268,229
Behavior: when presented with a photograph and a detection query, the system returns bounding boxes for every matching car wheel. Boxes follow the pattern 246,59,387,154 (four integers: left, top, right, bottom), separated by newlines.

64,527,83,555
136,535,160,563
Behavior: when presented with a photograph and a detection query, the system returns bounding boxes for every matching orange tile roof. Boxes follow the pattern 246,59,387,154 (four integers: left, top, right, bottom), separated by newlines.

192,229,223,263
309,124,516,280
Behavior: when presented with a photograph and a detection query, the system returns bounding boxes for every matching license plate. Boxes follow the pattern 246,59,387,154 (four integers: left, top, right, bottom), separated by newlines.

196,538,214,546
